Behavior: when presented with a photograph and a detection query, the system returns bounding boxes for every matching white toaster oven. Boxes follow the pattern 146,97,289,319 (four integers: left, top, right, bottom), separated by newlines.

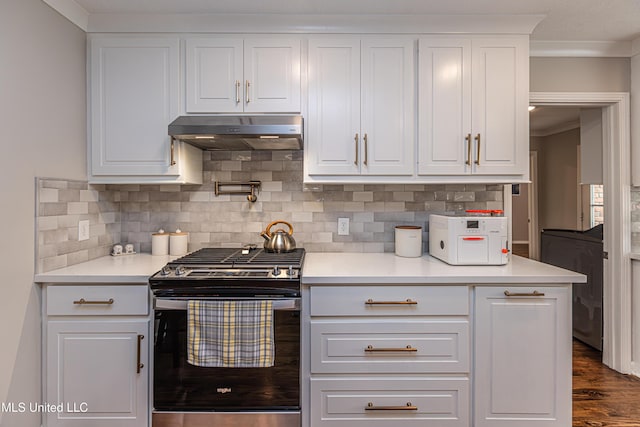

429,214,509,265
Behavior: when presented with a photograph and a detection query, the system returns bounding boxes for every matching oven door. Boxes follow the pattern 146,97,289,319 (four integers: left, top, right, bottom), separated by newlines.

152,297,300,413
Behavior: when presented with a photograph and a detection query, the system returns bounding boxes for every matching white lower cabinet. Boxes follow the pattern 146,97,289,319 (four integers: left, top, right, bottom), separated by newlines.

307,285,470,427
43,285,150,427
305,284,572,427
474,286,571,427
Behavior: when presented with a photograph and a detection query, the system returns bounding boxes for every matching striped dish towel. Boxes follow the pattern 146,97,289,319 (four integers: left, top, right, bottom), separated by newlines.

187,300,274,368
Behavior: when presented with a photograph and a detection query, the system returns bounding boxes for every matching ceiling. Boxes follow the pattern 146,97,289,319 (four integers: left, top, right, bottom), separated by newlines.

57,0,640,42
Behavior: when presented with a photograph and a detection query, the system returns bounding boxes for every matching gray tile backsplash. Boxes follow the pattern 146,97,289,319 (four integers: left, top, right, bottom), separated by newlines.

36,152,504,272
36,178,121,273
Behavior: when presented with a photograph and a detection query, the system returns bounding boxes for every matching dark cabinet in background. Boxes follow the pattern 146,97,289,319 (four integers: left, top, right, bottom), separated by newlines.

541,225,603,351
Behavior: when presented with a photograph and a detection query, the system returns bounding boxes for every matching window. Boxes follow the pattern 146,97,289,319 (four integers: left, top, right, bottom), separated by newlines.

590,184,604,227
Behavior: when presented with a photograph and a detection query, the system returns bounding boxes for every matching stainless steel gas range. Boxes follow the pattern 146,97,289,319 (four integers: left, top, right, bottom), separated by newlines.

149,247,305,427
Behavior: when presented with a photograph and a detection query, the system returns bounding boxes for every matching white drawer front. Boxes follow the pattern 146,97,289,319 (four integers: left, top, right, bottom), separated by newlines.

46,285,149,316
311,320,469,374
310,286,469,316
311,377,469,427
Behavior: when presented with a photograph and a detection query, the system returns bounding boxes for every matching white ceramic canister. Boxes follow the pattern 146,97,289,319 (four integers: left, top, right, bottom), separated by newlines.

395,225,423,257
169,229,188,256
151,229,170,256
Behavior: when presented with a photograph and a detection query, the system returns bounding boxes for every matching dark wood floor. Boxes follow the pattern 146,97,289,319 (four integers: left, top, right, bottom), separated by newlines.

512,243,530,257
573,339,640,426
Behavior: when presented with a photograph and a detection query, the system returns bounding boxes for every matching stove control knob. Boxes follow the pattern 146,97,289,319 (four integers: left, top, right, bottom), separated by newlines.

175,265,186,276
272,266,281,277
288,265,294,277
160,266,171,276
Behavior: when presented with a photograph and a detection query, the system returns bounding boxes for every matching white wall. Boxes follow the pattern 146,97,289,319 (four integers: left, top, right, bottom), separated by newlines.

0,1,86,425
533,128,580,232
530,57,630,92
630,44,640,376
512,183,529,242
632,51,640,185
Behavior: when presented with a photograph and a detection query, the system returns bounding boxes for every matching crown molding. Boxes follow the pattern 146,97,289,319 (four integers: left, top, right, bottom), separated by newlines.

42,0,88,31
530,40,633,57
38,1,544,35
84,13,544,34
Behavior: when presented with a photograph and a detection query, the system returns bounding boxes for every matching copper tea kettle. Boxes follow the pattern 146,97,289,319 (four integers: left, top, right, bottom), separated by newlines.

260,220,296,253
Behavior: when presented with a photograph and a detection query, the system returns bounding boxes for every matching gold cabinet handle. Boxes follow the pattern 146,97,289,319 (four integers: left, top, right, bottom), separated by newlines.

354,133,359,165
73,298,114,305
363,133,368,166
465,133,472,165
504,290,545,297
474,133,481,165
235,80,241,104
366,402,418,411
136,334,145,374
365,345,417,353
365,298,417,305
170,137,177,166
246,80,251,104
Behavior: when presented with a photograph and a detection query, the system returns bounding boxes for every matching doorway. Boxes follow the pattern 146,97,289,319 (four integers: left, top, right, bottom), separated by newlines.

522,106,605,257
527,92,631,374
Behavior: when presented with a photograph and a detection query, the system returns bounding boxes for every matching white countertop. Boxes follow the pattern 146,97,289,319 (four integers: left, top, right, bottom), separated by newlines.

34,252,587,285
302,253,587,284
34,254,175,284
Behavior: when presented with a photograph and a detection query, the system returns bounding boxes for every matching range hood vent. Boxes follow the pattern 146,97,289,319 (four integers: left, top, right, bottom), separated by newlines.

168,115,303,150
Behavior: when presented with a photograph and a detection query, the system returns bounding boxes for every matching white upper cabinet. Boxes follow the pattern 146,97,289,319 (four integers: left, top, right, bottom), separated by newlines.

307,39,361,175
186,37,301,113
306,37,415,177
89,36,202,184
185,38,243,112
418,36,529,178
418,37,471,175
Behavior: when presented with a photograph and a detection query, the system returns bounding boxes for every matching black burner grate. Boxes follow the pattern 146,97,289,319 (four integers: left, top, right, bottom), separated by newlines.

168,247,305,268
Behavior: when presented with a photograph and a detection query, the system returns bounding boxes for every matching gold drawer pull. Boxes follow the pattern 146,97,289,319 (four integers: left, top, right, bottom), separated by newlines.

366,402,417,411
365,345,417,353
365,298,417,305
504,290,545,297
354,133,359,165
73,298,115,305
136,335,145,374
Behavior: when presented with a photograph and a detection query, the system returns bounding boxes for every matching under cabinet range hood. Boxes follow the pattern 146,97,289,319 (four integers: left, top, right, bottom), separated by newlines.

168,115,303,150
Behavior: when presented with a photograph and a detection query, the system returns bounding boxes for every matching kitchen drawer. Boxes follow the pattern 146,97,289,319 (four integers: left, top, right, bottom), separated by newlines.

310,377,469,427
310,285,469,316
46,285,149,316
310,319,469,374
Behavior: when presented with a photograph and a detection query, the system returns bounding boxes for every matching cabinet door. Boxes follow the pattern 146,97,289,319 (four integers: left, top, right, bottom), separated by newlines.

244,38,301,112
418,37,472,175
471,37,529,176
90,37,180,177
185,38,243,112
45,320,149,427
474,286,571,427
307,39,361,175
361,38,415,175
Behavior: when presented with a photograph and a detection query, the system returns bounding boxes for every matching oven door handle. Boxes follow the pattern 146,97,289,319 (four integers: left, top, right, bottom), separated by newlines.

154,298,300,311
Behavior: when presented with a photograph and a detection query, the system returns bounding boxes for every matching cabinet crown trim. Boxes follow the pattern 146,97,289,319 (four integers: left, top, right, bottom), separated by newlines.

86,13,544,34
